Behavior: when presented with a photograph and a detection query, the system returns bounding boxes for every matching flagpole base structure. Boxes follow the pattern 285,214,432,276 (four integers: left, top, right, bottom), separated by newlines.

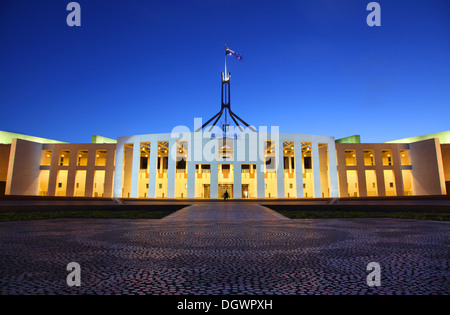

195,72,256,133
197,46,255,134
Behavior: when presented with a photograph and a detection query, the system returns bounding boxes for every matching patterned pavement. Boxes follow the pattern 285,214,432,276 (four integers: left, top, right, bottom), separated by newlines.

0,216,448,295
162,202,289,220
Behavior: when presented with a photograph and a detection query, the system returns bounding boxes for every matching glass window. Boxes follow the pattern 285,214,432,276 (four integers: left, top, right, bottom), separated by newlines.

345,150,356,166
363,150,375,166
382,150,393,166
400,149,411,165
402,169,413,196
77,150,88,166
383,170,396,196
346,170,359,197
95,150,107,166
59,150,70,166
365,170,377,196
40,150,52,166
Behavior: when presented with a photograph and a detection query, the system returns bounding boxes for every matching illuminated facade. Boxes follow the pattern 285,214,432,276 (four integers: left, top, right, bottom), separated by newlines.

0,130,448,199
0,64,448,199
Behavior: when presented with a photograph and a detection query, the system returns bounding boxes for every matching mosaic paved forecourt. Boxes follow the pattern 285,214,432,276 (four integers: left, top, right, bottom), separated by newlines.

0,203,448,295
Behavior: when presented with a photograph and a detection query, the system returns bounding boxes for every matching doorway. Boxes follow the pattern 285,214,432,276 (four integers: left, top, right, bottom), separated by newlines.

242,184,249,199
219,184,233,199
203,184,210,199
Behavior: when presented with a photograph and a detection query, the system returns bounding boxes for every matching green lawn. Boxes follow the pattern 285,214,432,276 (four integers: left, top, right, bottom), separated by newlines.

276,210,450,221
0,209,178,222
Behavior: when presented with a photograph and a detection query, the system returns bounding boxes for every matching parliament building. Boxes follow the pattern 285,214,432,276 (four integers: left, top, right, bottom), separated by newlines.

1,68,448,199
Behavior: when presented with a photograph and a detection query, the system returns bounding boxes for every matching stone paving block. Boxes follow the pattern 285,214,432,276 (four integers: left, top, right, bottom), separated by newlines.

0,218,448,295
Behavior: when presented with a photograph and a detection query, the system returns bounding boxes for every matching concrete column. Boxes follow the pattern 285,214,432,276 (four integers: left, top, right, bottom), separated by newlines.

327,141,339,198
5,139,42,196
85,147,96,197
233,138,243,199
113,141,124,198
129,142,140,198
166,140,176,198
335,144,348,197
256,160,265,198
410,139,447,195
276,140,285,198
392,147,404,196
48,147,59,196
147,140,158,198
234,163,242,199
187,138,196,199
356,148,367,197
374,149,386,197
294,140,304,198
65,150,77,197
210,162,218,198
103,147,115,198
311,141,322,198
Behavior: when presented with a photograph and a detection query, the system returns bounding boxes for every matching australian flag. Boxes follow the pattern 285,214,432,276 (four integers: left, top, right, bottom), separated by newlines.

225,47,243,60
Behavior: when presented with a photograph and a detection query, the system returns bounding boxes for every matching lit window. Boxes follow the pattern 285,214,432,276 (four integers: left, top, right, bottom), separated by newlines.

95,150,107,166
345,150,357,166
400,149,411,165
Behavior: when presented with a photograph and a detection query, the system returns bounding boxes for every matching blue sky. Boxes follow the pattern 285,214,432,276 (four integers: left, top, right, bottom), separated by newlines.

1,0,449,143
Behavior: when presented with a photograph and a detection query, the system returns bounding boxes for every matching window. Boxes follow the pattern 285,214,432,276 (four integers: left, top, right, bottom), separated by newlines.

77,150,88,166
346,170,359,197
345,150,356,166
303,157,312,169
402,169,413,196
400,149,411,165
95,150,107,166
59,150,70,166
74,170,86,196
382,150,393,166
40,150,52,166
363,150,375,166
365,170,377,196
383,170,396,196
140,156,148,169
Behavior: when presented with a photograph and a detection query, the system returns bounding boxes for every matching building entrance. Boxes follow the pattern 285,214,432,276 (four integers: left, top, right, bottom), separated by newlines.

203,184,210,199
219,184,233,199
242,184,249,198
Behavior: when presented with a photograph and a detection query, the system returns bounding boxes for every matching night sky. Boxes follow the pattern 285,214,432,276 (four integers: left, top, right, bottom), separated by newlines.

1,0,449,143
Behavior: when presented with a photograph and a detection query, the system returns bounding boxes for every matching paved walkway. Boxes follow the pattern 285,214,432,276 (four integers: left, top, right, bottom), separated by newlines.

162,202,289,221
0,218,448,295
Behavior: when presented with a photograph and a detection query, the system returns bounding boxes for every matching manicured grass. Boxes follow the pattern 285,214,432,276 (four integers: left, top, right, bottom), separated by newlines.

263,204,450,221
0,210,178,222
276,210,450,221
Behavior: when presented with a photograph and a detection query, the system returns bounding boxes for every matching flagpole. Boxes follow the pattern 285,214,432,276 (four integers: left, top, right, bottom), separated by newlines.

224,45,228,81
